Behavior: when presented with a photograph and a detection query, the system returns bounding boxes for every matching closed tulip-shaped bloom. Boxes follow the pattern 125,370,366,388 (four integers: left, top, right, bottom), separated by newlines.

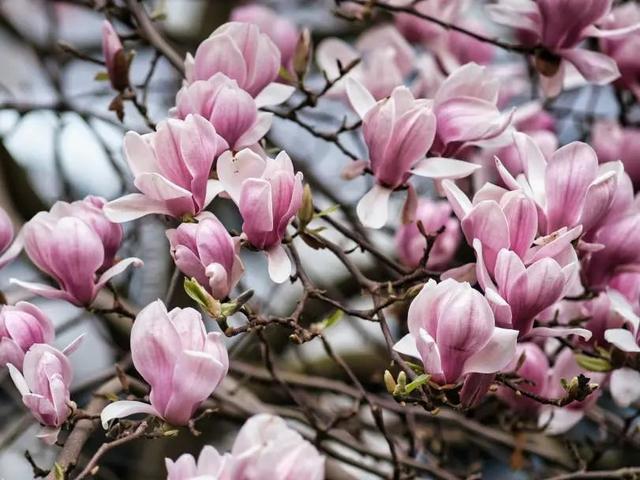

185,22,280,97
346,79,479,228
395,199,461,269
231,414,325,480
231,5,299,69
393,279,518,385
0,206,21,270
166,213,244,300
7,344,75,443
166,446,234,480
101,300,228,427
171,74,271,150
475,246,576,337
217,149,303,283
105,115,228,222
0,302,54,370
498,342,549,415
101,20,128,91
14,199,141,306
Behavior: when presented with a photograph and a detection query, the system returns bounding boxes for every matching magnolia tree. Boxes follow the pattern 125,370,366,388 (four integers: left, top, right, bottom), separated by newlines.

2,0,640,479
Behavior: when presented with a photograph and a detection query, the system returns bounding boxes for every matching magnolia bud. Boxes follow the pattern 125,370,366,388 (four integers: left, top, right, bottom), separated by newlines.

297,184,314,228
293,28,312,80
384,370,397,394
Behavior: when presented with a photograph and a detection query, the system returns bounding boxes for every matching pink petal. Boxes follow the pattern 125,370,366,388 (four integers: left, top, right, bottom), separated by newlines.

100,400,160,429
462,327,518,375
561,48,620,85
346,77,377,119
411,157,481,179
356,184,392,229
265,244,291,284
609,368,640,408
104,193,172,222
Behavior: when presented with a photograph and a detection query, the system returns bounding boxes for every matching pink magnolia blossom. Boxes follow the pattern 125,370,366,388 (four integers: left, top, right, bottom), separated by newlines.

0,302,54,370
13,197,141,307
101,20,128,91
538,348,605,435
488,0,640,96
599,3,640,100
393,278,518,385
230,5,299,70
394,0,468,45
185,21,294,105
316,25,414,100
498,342,549,416
346,79,480,229
395,199,461,269
104,115,228,222
0,206,21,270
101,300,228,427
592,121,640,188
165,414,325,480
431,63,514,156
496,133,625,238
170,73,274,151
8,343,77,444
166,213,244,300
216,149,303,283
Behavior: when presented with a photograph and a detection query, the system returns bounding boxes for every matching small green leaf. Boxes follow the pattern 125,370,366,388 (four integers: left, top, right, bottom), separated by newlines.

313,310,343,331
575,354,612,372
405,373,431,394
54,463,65,480
94,71,110,81
313,204,339,218
184,277,221,317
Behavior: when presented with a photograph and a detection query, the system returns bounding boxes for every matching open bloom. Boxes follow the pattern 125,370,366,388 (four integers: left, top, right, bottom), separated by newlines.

231,4,299,70
14,197,141,306
498,342,549,416
488,0,639,96
395,199,461,269
592,121,640,188
217,149,303,283
393,278,518,385
0,206,21,270
166,213,244,300
185,21,294,105
170,73,273,150
101,20,128,91
101,300,228,427
496,133,625,239
104,115,228,222
316,25,414,100
8,344,76,444
346,79,479,229
0,302,54,370
166,414,325,480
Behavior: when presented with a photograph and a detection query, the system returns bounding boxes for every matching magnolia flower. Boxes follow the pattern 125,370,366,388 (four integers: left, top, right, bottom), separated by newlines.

0,206,21,270
104,115,228,222
599,2,640,100
165,414,325,480
171,73,274,151
216,149,303,283
474,243,581,338
431,63,514,155
394,0,468,44
498,342,549,415
496,133,625,238
101,300,228,427
0,302,54,370
8,343,78,444
395,199,461,269
393,278,518,385
185,22,294,106
316,25,414,100
592,121,640,188
488,0,640,96
13,197,141,307
539,348,604,435
166,445,234,480
231,4,299,69
101,20,129,91
346,79,479,229
166,213,244,300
